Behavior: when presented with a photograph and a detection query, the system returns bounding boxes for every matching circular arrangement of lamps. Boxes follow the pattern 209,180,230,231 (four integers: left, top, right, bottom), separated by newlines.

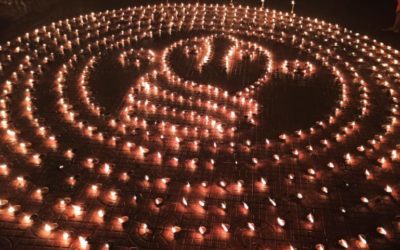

0,3,399,249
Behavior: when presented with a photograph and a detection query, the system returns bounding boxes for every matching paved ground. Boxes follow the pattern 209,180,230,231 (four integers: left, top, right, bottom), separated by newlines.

0,2,400,249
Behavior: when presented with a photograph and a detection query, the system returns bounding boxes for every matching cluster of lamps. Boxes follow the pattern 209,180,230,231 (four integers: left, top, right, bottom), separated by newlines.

0,2,399,249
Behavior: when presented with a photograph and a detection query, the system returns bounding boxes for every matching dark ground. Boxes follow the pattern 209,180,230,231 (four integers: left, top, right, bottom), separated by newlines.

0,0,399,49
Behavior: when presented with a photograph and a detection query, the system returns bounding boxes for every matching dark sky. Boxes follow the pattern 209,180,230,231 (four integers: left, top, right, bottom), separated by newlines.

0,0,399,48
